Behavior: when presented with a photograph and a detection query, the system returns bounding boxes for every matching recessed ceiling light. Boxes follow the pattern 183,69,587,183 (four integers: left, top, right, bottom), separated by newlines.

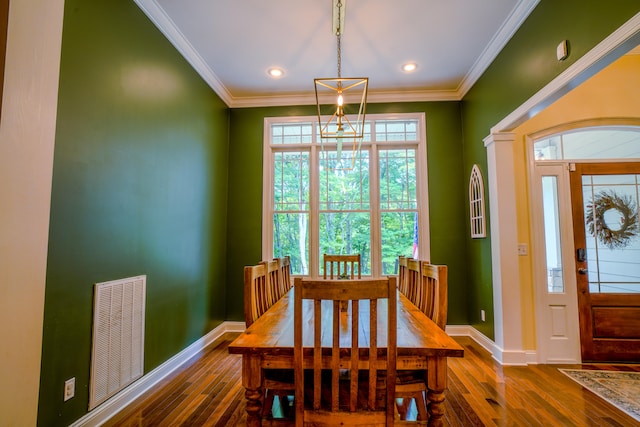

402,63,417,72
268,68,285,78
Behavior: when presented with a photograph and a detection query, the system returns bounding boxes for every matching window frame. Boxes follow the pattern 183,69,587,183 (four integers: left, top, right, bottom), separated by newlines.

262,113,430,278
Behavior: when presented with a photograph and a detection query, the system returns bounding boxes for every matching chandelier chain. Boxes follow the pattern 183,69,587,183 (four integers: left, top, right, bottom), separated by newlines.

336,0,342,78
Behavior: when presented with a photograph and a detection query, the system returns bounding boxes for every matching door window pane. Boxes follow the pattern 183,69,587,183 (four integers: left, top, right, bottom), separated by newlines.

582,174,640,293
542,176,564,292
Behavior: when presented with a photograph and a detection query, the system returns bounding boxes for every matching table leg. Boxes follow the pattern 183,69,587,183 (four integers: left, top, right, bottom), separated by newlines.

243,354,263,427
426,357,448,427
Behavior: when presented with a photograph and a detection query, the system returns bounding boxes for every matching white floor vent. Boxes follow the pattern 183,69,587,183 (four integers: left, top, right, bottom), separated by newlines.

89,275,146,410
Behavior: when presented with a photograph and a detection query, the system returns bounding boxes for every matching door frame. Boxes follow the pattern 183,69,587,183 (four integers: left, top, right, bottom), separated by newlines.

526,122,640,363
528,156,581,363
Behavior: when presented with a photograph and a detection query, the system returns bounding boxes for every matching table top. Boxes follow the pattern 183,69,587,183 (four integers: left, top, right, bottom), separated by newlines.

229,286,464,359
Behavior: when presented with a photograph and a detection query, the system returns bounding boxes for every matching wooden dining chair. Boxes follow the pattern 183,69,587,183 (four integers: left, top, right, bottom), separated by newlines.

244,262,295,419
417,262,448,329
395,262,448,421
243,264,268,327
293,276,397,426
323,253,361,279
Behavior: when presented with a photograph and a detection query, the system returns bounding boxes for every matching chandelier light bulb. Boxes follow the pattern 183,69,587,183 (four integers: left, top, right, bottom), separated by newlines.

402,63,417,72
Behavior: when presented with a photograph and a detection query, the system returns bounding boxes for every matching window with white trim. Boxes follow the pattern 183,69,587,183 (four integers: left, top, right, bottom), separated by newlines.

263,113,429,278
469,164,486,238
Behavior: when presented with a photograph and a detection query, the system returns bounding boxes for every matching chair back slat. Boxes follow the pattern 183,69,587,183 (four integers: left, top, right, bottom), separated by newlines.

323,254,361,279
405,258,421,305
243,264,267,327
261,259,281,304
419,262,448,330
294,277,396,426
279,255,292,293
398,256,409,295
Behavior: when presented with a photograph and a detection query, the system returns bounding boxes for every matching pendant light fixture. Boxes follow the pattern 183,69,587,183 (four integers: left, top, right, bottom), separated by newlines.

314,0,368,170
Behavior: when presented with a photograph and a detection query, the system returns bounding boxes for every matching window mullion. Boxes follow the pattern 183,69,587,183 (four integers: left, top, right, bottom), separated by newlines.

309,132,320,278
370,142,381,277
416,113,430,261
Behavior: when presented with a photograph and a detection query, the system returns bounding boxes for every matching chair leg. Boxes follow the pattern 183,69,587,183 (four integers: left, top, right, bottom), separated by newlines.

262,390,275,418
396,397,410,420
415,393,428,421
278,394,293,418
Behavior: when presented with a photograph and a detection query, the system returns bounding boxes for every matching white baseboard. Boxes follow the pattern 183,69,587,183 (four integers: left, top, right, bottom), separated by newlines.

71,322,534,426
447,325,536,366
71,321,244,427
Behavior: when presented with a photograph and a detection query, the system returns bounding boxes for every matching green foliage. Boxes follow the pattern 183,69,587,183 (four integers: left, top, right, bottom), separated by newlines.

272,145,418,276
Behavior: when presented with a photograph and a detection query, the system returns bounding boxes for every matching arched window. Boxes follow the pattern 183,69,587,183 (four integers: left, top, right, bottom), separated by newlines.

469,164,486,238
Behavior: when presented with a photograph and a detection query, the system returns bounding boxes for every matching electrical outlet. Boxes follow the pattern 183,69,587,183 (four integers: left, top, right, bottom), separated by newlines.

517,244,528,256
481,310,486,322
64,377,75,401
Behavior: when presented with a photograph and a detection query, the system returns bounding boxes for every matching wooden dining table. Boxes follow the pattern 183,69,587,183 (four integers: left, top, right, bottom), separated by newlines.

228,283,464,427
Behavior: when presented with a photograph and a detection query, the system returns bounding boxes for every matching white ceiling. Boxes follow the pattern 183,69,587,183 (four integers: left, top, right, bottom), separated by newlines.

134,0,540,108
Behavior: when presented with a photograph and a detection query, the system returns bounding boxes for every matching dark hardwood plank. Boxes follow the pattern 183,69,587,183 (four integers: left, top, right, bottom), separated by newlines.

105,334,640,426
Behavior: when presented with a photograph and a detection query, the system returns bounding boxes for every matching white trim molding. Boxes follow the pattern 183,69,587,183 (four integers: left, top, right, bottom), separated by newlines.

483,132,528,366
447,325,534,366
457,0,540,97
493,12,640,133
132,0,233,106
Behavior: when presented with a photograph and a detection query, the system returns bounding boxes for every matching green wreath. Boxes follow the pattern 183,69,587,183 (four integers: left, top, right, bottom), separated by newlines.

585,190,638,249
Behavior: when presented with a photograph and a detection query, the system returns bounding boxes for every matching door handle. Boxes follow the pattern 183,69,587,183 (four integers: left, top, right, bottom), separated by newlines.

578,268,588,275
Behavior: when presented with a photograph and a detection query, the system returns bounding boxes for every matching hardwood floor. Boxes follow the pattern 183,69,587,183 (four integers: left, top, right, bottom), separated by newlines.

104,334,640,426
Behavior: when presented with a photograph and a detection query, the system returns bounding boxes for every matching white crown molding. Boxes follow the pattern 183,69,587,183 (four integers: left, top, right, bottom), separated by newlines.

133,0,234,106
457,0,540,97
492,11,640,133
230,89,461,109
133,0,539,109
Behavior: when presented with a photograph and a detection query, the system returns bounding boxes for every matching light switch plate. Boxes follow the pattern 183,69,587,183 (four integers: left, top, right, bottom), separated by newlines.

557,40,568,61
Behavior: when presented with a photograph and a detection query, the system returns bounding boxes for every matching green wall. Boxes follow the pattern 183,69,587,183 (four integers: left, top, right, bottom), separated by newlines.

37,1,229,425
461,0,640,338
226,102,467,324
35,0,640,424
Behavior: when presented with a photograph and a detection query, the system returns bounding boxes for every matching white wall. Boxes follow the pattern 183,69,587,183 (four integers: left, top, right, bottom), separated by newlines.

0,0,64,423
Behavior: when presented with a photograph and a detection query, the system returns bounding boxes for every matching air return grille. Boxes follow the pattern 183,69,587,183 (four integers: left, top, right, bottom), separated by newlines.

89,275,146,410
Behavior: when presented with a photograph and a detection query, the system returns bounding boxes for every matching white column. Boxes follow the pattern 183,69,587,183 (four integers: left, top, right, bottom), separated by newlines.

484,132,527,365
0,0,64,423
